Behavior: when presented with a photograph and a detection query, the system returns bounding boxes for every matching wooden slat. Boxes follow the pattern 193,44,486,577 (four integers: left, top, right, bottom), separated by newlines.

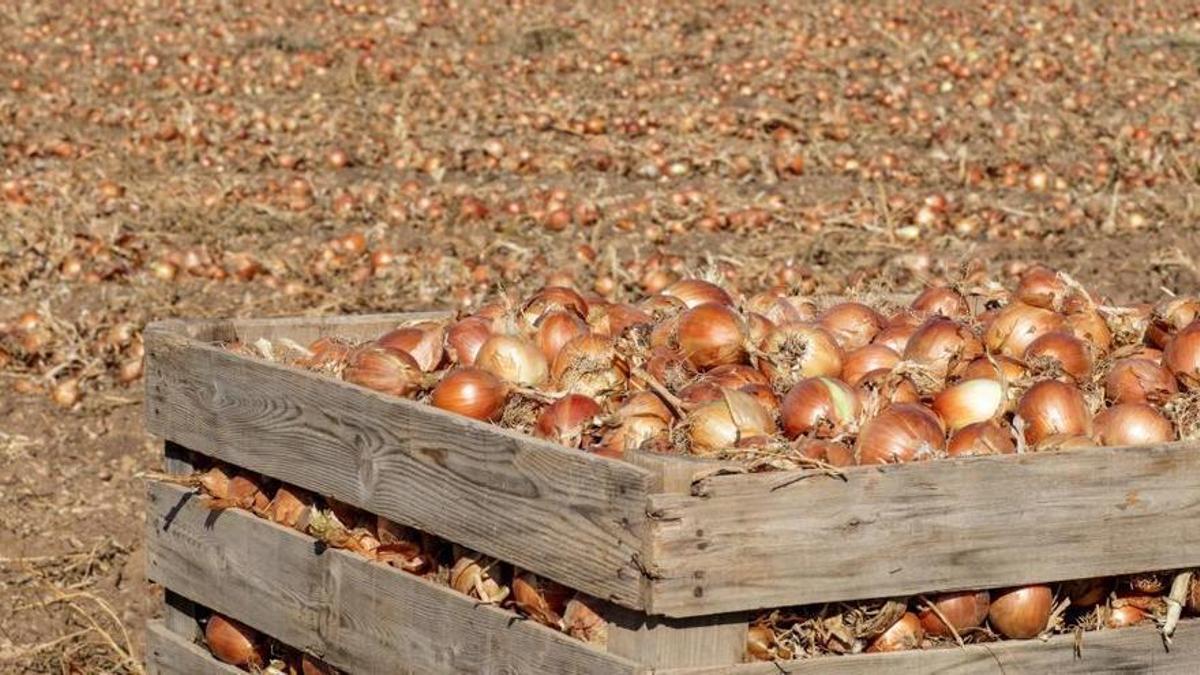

665,619,1200,674
146,481,644,675
146,620,241,675
647,444,1200,616
144,324,652,609
156,311,450,345
603,603,748,668
161,589,202,645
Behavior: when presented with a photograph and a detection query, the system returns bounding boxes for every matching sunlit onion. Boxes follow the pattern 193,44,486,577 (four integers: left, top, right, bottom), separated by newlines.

1093,403,1174,446
988,585,1053,639
687,389,776,455
536,310,589,363
947,421,1016,456
1164,320,1200,389
1015,265,1068,310
512,570,570,628
798,439,856,467
855,404,945,464
1106,605,1148,629
740,383,780,416
551,335,627,397
563,595,608,646
819,302,885,350
985,302,1065,358
919,590,990,637
265,484,312,530
855,369,921,409
592,303,653,338
911,286,969,319
872,323,919,354
780,377,861,439
842,345,901,386
205,614,264,668
904,317,983,379
1148,297,1200,348
1024,331,1092,381
1016,380,1091,445
521,286,589,325
1065,308,1112,354
476,335,549,387
535,395,602,448
932,378,1005,431
446,316,493,366
758,323,843,390
663,278,733,308
866,613,923,653
677,303,748,370
1104,358,1178,404
431,367,509,421
1034,433,1095,452
343,346,423,397
961,355,1026,382
377,321,446,372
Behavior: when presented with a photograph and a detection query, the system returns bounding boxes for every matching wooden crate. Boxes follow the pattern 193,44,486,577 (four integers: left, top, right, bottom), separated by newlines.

145,312,1200,671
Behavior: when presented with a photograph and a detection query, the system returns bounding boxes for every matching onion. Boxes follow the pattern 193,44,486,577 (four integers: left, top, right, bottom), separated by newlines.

265,484,313,530
1093,403,1174,446
476,335,549,387
450,552,510,603
932,378,1005,431
534,395,601,448
1016,380,1091,445
592,303,652,338
513,570,569,628
1164,320,1200,388
205,614,264,668
739,383,780,416
1106,605,1148,629
746,625,778,661
677,303,748,370
1065,308,1112,354
446,316,493,366
780,377,861,439
597,407,670,456
705,364,771,389
645,346,696,391
757,323,843,390
842,345,901,386
745,312,776,346
855,369,921,409
551,335,627,397
988,585,1053,639
947,421,1016,457
855,404,945,464
300,654,337,675
1024,331,1092,381
819,302,885,350
196,465,231,500
687,389,776,455
866,613,923,653
985,302,1065,359
663,278,733,308
872,322,919,354
521,286,589,325
1062,578,1110,608
904,317,983,379
377,321,445,372
1015,265,1068,310
919,590,990,637
961,355,1026,382
431,367,509,421
745,292,815,324
798,439,856,467
563,594,608,646
536,311,589,363
343,346,423,397
911,286,969,319
299,336,355,370
1148,297,1200,348
1034,433,1095,452
1104,358,1178,404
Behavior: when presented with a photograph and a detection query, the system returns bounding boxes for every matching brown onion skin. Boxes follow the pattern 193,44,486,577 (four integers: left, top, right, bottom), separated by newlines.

947,421,1016,457
1106,605,1149,629
677,303,748,370
819,302,885,350
376,322,445,372
1034,433,1095,452
1092,403,1175,446
866,613,924,653
988,585,1053,639
534,395,602,447
985,302,1065,359
1148,297,1200,348
904,317,983,379
1165,321,1200,389
343,346,423,397
522,286,589,324
595,303,653,338
551,335,627,397
1016,265,1068,310
1062,578,1110,608
663,278,734,308
961,355,1027,382
536,310,589,363
798,440,856,467
446,316,493,366
740,383,780,416
919,590,991,637
1065,308,1112,354
842,345,901,386
205,614,264,668
1104,358,1178,404
780,377,861,439
872,322,919,354
1016,380,1091,445
431,367,508,421
911,286,969,319
705,364,771,389
757,322,844,389
1024,331,1092,381
476,334,549,387
855,369,921,407
855,404,945,465
931,378,1006,432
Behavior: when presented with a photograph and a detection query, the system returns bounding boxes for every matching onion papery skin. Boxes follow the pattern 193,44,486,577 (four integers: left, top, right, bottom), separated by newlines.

932,378,1006,432
1062,578,1110,608
536,310,590,363
872,322,919,354
376,321,445,372
757,323,843,390
1106,606,1149,629
988,585,1053,639
819,302,885,350
475,335,549,387
446,316,493,366
1104,358,1178,404
676,303,749,370
431,367,509,421
1164,320,1200,389
780,377,861,439
798,439,856,467
1023,331,1093,381
1148,297,1200,348
866,613,924,653
663,278,733,308
551,335,627,398
855,404,945,465
343,346,423,397
911,286,969,319
745,292,815,324
961,355,1027,382
947,421,1016,457
534,395,602,448
687,389,776,456
855,369,921,409
521,286,589,326
205,614,264,668
919,590,991,637
842,345,901,386
1016,265,1069,310
904,317,983,379
1016,380,1091,445
1092,403,1175,446
1034,433,1095,452
563,595,608,646
985,302,1065,359
592,302,653,338
1065,308,1112,354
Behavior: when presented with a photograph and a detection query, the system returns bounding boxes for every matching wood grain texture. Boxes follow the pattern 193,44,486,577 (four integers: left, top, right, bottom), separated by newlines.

146,481,643,675
146,620,242,675
155,311,450,345
144,325,652,609
648,444,1200,616
665,619,1200,674
161,589,202,645
603,602,748,668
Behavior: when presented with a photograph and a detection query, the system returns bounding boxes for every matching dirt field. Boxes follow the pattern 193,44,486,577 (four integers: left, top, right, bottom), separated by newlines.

1,0,1198,671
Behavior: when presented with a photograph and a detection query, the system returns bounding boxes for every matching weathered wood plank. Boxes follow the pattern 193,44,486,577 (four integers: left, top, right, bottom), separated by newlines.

156,311,450,345
648,444,1200,616
147,481,644,675
144,325,652,609
146,620,241,675
603,602,748,668
160,589,203,645
664,619,1200,674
